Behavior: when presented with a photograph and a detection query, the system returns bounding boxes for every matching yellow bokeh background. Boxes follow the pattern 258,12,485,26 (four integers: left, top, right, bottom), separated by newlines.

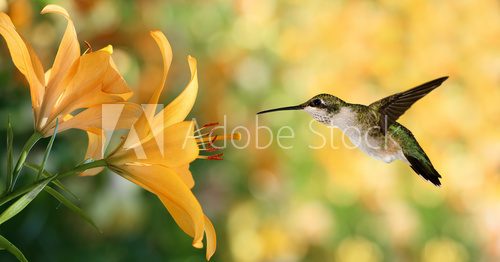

0,0,499,261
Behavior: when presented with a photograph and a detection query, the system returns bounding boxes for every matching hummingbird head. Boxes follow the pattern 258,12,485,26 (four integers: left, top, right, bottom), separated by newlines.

303,94,345,124
257,94,345,124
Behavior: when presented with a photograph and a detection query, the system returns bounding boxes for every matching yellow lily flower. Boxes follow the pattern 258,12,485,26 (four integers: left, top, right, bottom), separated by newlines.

0,4,138,137
105,31,237,260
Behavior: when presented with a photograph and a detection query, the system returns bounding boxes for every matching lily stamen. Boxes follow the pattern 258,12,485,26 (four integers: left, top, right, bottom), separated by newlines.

196,133,240,144
83,41,93,54
198,153,224,161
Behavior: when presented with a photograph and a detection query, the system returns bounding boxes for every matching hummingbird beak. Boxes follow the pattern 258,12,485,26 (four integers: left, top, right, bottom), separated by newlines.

257,104,305,114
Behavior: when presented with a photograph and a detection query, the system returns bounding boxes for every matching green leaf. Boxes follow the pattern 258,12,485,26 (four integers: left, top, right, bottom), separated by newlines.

0,177,52,225
44,186,101,233
5,116,14,192
0,235,27,262
0,184,37,207
24,163,79,201
36,119,58,180
9,132,43,193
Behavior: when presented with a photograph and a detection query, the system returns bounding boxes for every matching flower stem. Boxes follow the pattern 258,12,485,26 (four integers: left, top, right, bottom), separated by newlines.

8,132,44,193
0,159,108,206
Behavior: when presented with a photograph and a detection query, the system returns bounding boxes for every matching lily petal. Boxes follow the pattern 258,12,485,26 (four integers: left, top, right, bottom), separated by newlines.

0,12,45,113
204,215,217,260
115,121,199,167
124,31,173,148
80,128,105,176
51,102,142,135
159,196,196,240
54,49,109,108
41,4,80,112
172,165,195,189
43,48,119,126
57,55,133,118
118,165,205,248
152,55,198,131
104,57,133,100
147,30,173,105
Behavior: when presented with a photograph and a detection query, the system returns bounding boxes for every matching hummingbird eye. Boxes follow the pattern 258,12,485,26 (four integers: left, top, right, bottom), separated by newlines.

310,98,323,107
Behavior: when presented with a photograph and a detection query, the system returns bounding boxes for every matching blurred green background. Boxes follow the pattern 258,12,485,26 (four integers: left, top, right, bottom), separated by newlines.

1,0,500,261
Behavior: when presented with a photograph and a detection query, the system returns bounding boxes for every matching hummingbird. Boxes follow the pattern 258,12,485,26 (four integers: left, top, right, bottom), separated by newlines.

257,76,449,186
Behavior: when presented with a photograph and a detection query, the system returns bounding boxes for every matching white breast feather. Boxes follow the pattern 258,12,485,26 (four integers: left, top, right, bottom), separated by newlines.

306,107,407,163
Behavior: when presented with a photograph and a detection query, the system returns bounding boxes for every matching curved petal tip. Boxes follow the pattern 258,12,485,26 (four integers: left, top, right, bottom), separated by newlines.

100,45,113,54
41,4,70,19
192,240,204,249
187,55,197,68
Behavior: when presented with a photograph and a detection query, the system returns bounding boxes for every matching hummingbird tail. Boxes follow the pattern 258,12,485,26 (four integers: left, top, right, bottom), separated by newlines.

405,154,442,186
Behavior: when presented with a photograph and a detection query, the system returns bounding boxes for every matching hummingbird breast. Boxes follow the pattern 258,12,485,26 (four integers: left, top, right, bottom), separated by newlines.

323,106,407,163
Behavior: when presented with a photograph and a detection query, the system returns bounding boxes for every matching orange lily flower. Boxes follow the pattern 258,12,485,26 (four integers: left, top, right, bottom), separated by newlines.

0,4,138,137
105,31,237,260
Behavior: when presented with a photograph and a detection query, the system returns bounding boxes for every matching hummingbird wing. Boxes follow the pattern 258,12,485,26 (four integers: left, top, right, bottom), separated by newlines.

369,76,448,133
391,124,442,186
404,154,442,186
